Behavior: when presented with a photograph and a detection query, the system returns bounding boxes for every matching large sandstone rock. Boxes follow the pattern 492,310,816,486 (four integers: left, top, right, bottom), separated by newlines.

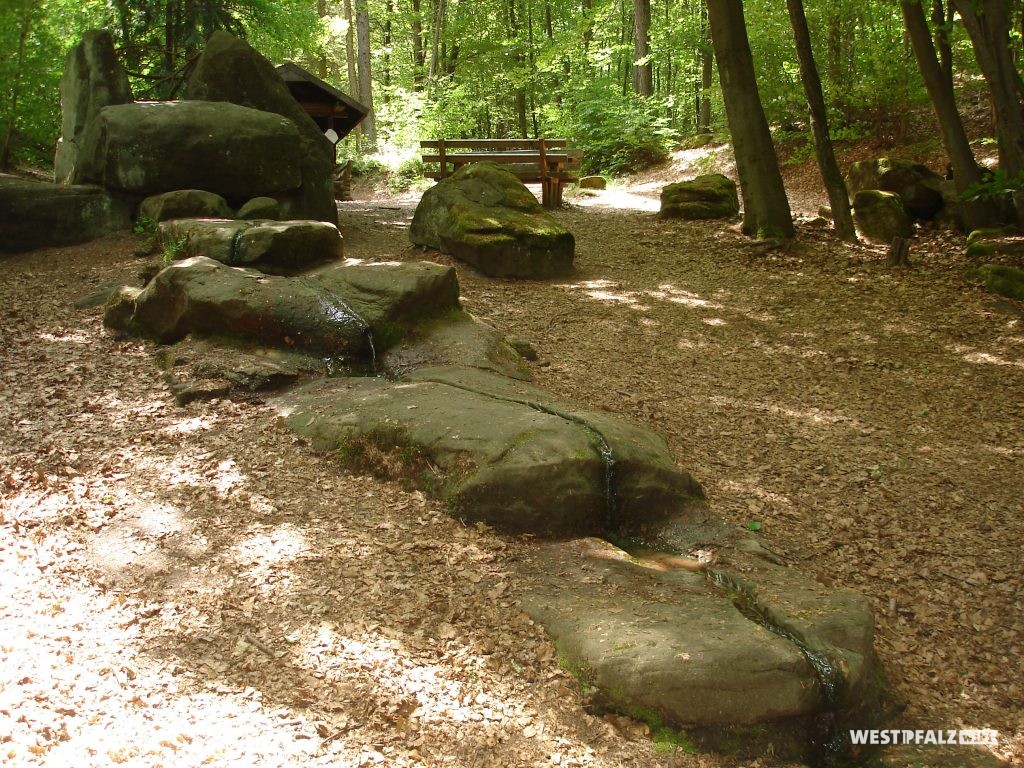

55,29,132,185
276,366,702,535
104,256,459,354
520,535,880,746
158,218,341,273
968,263,1024,301
847,158,945,220
0,174,131,253
853,190,914,243
410,163,575,279
139,190,232,222
75,101,302,198
184,31,337,224
659,173,739,220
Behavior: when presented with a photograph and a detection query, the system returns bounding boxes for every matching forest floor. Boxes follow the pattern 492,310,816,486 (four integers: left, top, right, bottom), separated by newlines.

1,164,1023,767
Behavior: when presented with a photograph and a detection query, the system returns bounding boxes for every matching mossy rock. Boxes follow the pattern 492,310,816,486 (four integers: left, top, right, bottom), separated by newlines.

139,189,232,222
968,264,1024,301
410,163,575,279
965,226,1024,259
659,174,739,221
847,158,944,220
853,190,914,243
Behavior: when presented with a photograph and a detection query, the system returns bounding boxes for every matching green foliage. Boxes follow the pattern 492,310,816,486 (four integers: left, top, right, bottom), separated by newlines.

961,170,1024,202
564,84,674,175
161,234,188,265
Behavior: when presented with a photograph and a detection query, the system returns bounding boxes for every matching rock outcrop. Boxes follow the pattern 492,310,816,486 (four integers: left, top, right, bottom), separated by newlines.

54,29,132,185
853,190,914,243
157,218,341,273
410,163,575,279
847,158,945,220
75,101,303,199
0,174,131,253
104,256,458,352
277,366,703,535
659,174,739,220
184,31,337,224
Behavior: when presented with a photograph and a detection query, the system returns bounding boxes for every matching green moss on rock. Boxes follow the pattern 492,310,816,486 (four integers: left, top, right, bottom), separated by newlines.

968,263,1024,301
659,174,739,220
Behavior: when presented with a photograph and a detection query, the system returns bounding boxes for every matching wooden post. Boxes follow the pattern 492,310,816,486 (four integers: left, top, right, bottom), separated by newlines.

538,137,550,207
438,138,447,179
888,236,911,267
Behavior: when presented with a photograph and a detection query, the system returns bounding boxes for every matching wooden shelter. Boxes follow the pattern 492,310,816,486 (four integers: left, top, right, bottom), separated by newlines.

275,62,368,151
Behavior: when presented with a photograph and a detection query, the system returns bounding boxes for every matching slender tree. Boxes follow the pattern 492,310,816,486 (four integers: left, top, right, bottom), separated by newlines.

786,0,855,240
355,0,377,147
902,0,992,229
954,0,1024,220
706,0,794,238
633,0,653,96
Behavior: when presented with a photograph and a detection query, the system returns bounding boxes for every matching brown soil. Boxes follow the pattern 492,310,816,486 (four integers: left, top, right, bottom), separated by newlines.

1,180,1021,767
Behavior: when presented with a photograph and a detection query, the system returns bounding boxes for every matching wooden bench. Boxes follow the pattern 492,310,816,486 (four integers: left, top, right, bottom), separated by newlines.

421,138,582,208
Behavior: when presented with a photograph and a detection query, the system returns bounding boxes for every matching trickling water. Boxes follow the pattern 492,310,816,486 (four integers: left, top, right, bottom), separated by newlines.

580,423,617,529
366,330,377,374
313,285,378,373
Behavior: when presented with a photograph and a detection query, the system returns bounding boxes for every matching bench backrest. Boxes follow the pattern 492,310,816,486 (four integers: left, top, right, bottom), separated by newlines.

420,138,580,182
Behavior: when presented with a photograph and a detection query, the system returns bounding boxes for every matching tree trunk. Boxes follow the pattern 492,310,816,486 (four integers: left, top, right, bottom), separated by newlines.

902,0,992,229
316,0,329,79
698,0,713,131
382,0,393,94
411,0,425,90
633,0,653,96
430,0,447,81
953,0,1024,220
582,0,593,53
786,0,856,240
931,0,953,84
355,0,377,149
706,0,794,238
1,0,37,169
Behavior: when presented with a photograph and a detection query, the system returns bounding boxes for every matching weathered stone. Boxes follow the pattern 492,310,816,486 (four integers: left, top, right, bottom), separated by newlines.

659,174,739,220
520,534,880,749
237,196,280,220
965,226,1024,258
103,256,458,355
410,163,575,279
184,31,337,224
578,175,607,190
276,366,702,535
680,133,713,150
139,190,232,222
0,174,131,253
158,218,341,273
968,263,1024,301
852,190,914,243
381,310,532,381
846,158,945,220
55,29,132,185
76,101,303,199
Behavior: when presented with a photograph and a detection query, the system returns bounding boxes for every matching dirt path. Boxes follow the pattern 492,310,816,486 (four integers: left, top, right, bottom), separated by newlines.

1,191,1021,767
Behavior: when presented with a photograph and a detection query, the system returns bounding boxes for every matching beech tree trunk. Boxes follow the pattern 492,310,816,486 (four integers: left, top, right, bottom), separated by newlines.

1,0,37,169
411,0,425,90
698,0,712,132
954,0,1024,220
355,0,377,149
706,0,794,238
632,0,653,96
786,0,855,240
902,0,993,229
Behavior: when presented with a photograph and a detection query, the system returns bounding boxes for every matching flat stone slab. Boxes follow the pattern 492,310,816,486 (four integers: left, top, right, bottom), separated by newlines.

158,218,341,273
104,256,459,356
275,367,702,535
0,174,131,253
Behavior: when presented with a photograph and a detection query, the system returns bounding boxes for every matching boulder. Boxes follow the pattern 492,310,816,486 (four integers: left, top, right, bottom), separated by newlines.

0,174,131,253
578,175,607,190
852,190,914,243
104,256,458,355
75,101,303,199
520,535,880,753
158,218,341,273
410,163,575,279
846,158,945,220
237,196,280,220
139,190,232,222
54,29,132,185
965,226,1024,259
967,264,1024,301
659,174,739,220
276,366,702,535
184,31,337,224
